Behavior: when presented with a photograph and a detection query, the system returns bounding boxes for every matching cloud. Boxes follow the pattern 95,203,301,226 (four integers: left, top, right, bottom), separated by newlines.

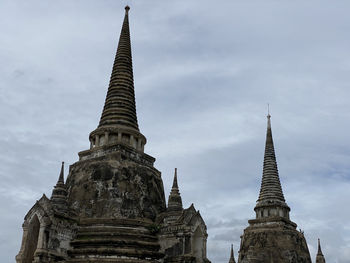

1,1,350,262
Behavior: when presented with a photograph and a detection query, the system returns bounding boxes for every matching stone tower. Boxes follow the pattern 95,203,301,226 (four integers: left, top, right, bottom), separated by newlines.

237,114,311,263
315,239,326,263
16,6,210,263
228,245,236,263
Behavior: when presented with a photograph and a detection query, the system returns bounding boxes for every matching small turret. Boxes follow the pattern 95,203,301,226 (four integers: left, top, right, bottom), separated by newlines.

229,244,236,263
51,162,68,212
316,239,326,263
167,168,183,212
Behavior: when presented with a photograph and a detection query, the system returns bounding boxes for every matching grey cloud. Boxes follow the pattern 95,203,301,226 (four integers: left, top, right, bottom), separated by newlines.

1,1,350,262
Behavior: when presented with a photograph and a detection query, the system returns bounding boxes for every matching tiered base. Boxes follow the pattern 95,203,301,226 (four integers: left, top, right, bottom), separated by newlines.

67,218,164,263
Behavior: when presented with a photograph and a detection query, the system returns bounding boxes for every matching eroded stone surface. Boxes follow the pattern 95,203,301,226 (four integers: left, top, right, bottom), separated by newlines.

66,151,166,220
238,220,311,263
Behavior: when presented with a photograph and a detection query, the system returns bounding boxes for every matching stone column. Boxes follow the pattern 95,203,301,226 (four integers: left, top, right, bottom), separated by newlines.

36,225,47,250
95,135,100,147
33,224,48,263
130,135,135,148
105,132,109,145
137,138,142,151
117,132,122,142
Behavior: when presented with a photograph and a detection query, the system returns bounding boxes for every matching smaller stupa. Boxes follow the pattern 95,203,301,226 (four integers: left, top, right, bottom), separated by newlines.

237,113,311,263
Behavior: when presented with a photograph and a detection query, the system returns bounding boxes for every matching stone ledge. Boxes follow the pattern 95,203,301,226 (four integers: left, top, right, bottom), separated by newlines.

78,217,154,227
78,144,155,166
76,231,158,242
68,247,164,259
248,216,297,228
67,258,160,263
71,238,160,249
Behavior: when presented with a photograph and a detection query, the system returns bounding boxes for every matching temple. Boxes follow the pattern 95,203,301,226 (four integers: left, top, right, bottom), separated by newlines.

237,114,312,263
15,5,328,263
16,6,210,263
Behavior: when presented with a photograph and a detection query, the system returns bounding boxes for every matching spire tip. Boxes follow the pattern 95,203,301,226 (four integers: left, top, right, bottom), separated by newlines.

172,168,178,189
58,161,65,184
267,103,271,119
125,5,130,13
317,238,323,255
229,244,235,262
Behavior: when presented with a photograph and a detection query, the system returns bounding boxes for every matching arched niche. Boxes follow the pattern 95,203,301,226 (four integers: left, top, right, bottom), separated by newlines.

16,198,52,263
23,215,40,263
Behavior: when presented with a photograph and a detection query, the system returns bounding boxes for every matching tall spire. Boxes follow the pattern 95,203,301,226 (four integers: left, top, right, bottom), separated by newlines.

99,5,138,130
258,113,285,202
316,239,326,263
167,168,183,212
88,6,146,153
254,114,290,219
228,244,236,263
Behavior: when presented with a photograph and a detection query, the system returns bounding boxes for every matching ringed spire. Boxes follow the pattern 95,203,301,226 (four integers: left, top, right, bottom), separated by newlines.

254,113,290,219
88,6,147,153
99,5,138,130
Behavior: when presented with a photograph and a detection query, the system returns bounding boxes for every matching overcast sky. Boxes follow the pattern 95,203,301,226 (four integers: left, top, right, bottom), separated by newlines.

1,1,350,262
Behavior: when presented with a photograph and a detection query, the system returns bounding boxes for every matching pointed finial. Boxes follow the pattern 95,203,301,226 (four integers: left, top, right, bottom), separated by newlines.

167,168,183,211
58,162,64,184
172,168,178,189
51,162,68,211
317,238,323,255
267,104,271,129
229,244,236,263
125,5,130,13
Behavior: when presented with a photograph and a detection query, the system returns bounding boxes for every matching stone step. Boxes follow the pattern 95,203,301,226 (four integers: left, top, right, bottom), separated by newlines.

71,238,160,250
77,225,153,235
76,230,158,242
77,218,153,228
67,258,160,263
68,247,164,259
